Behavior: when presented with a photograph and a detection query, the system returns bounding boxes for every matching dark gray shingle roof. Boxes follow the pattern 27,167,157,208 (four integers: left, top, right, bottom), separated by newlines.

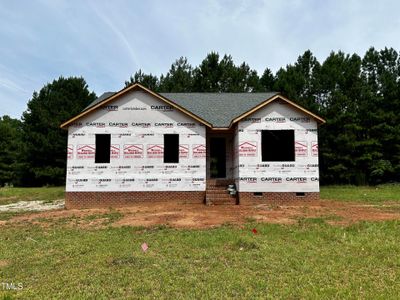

160,93,278,127
84,91,278,128
83,92,116,111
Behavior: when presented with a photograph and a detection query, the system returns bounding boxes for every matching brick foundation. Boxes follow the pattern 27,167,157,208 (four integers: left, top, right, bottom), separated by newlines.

239,192,319,205
65,191,319,209
65,191,205,209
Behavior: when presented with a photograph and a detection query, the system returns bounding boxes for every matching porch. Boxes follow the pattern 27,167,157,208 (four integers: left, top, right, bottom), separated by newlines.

205,129,238,205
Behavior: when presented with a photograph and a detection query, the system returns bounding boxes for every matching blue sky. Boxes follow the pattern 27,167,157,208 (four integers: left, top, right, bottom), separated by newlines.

1,0,399,119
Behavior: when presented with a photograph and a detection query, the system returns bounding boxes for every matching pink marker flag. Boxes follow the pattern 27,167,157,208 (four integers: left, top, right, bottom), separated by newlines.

252,228,258,234
141,242,148,252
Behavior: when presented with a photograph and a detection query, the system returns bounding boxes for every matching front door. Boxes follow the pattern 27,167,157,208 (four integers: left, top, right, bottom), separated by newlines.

210,137,226,178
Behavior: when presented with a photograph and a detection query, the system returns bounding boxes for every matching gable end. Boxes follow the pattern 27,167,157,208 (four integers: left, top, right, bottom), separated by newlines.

232,95,326,126
60,83,213,129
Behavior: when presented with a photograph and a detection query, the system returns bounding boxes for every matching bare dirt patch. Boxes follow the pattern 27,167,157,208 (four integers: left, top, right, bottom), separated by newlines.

0,260,9,268
1,200,399,229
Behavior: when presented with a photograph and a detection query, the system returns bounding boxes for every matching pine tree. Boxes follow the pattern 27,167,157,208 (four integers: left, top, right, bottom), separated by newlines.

159,57,193,92
0,116,23,186
21,77,96,186
360,47,400,183
125,69,160,91
274,50,321,112
259,68,275,91
192,52,221,92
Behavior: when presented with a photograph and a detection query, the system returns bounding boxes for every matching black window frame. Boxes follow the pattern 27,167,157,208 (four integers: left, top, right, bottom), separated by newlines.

261,130,295,162
95,134,111,163
164,134,179,163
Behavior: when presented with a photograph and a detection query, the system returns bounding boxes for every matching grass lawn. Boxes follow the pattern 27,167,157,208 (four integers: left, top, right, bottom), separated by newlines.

0,187,64,205
320,184,400,203
0,185,399,299
0,219,399,299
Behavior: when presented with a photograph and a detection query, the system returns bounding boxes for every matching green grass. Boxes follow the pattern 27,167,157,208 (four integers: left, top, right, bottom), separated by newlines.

0,187,64,205
320,184,400,203
0,185,399,298
0,220,399,299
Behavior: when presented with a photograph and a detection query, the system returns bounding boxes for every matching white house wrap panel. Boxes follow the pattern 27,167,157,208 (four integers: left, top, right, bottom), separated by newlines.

66,90,206,192
237,100,319,192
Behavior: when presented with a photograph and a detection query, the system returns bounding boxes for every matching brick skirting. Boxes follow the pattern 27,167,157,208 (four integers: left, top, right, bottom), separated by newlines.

239,192,320,205
65,191,319,209
65,191,206,209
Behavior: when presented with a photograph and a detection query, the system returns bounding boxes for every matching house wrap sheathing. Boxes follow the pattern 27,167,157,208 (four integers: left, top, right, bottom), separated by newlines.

61,84,325,208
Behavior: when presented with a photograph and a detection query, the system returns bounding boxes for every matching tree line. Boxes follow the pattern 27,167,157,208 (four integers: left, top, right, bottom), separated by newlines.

0,47,399,186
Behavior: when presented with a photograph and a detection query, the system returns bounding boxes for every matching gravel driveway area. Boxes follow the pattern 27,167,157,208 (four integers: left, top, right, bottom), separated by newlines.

0,199,65,212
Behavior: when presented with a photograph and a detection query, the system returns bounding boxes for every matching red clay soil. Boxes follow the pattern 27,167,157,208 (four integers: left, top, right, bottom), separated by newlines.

2,200,400,229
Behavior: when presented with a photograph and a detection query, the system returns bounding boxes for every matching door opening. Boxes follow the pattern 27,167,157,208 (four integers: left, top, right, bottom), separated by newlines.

210,137,226,178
